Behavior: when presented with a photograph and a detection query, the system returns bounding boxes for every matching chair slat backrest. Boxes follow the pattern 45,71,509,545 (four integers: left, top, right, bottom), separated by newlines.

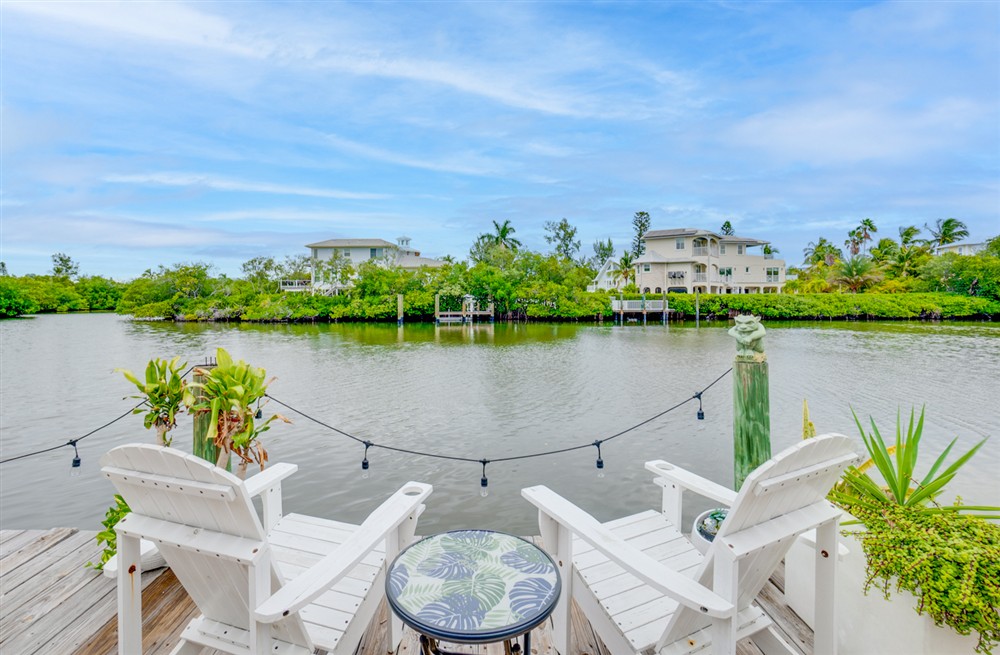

101,444,311,648
659,434,856,647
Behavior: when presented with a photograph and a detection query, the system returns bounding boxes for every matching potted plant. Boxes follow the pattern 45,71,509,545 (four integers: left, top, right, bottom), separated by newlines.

91,357,188,571
184,347,289,479
788,407,999,654
116,356,187,446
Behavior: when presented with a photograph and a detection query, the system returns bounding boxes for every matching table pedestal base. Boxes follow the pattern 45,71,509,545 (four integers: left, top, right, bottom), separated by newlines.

419,632,529,655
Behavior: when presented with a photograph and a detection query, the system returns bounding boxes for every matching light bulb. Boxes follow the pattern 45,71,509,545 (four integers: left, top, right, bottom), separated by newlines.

596,458,605,479
361,458,370,479
480,477,489,497
71,456,82,477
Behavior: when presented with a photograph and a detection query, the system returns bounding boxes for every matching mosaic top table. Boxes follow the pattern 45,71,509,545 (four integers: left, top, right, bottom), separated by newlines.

386,530,561,655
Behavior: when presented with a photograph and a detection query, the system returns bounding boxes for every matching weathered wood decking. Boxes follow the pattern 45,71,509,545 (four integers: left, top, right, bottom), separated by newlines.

1,529,813,655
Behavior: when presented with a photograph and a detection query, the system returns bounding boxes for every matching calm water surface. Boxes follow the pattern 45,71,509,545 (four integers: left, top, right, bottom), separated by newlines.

1,313,997,535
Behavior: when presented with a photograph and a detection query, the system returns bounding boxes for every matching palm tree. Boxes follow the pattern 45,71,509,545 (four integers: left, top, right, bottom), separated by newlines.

803,237,843,267
856,218,878,254
834,255,881,292
869,238,899,264
898,225,922,247
613,251,635,287
925,218,969,251
490,220,522,251
844,229,862,257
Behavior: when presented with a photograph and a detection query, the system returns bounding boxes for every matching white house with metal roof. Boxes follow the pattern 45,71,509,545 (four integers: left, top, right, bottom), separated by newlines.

282,236,445,293
590,228,786,294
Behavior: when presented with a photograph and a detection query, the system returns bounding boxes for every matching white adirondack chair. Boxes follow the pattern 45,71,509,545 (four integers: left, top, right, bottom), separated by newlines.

522,433,858,655
101,444,432,655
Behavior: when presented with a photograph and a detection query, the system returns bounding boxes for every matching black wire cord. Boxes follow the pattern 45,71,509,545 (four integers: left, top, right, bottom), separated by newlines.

0,366,731,469
0,364,198,465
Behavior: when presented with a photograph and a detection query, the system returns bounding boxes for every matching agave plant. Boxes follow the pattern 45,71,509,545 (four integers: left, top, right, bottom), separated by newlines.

183,348,289,478
117,357,187,446
830,406,992,516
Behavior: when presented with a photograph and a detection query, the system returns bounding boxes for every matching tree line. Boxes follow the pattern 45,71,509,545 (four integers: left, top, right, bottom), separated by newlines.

1,216,997,320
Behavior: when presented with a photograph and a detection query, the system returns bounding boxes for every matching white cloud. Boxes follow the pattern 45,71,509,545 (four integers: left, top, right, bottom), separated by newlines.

728,96,987,165
4,0,262,58
104,173,387,200
323,134,507,177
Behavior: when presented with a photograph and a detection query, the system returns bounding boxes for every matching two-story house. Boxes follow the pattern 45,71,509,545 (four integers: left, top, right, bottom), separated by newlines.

282,236,445,294
590,228,785,294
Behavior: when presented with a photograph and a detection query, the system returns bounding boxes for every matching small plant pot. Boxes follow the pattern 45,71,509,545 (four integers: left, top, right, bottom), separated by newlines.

691,508,728,554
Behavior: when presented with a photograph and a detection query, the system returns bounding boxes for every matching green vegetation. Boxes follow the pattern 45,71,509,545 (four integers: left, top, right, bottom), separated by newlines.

88,493,130,571
184,347,289,478
830,408,999,653
116,357,188,446
1,219,997,322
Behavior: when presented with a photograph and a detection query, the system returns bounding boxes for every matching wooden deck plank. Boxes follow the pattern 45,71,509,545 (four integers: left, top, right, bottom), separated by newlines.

0,528,69,563
1,529,96,601
1,530,815,655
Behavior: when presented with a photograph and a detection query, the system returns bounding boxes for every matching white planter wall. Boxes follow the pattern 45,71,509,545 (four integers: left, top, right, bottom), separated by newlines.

785,528,980,655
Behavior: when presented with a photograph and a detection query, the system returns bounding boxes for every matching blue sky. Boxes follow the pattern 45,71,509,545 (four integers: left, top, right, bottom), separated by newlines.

2,1,998,279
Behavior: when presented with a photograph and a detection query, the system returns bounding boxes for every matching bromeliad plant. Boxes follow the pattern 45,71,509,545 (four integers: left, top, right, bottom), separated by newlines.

116,356,188,446
183,347,289,478
830,407,999,654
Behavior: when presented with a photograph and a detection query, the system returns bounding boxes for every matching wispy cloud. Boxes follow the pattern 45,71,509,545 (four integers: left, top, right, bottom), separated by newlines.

323,134,507,177
4,0,262,57
104,173,387,200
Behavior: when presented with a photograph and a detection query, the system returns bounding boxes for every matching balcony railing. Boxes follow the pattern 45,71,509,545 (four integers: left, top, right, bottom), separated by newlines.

280,279,312,291
611,299,667,311
766,274,781,283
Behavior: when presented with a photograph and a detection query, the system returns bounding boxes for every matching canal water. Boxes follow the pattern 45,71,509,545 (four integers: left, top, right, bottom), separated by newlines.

1,313,997,535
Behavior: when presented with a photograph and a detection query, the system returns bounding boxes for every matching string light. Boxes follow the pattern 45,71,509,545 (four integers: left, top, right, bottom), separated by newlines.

1,365,733,499
361,441,372,479
479,459,490,497
70,440,81,477
593,440,605,478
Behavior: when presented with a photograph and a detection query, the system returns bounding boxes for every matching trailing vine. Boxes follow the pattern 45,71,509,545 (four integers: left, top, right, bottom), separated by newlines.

837,500,1000,654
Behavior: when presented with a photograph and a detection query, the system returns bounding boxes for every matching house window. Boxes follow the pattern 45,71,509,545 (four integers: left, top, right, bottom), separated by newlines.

655,287,662,293
341,249,351,257
643,287,650,293
643,264,651,272
737,245,744,255
675,238,684,250
370,248,378,258
720,245,726,254
745,267,750,273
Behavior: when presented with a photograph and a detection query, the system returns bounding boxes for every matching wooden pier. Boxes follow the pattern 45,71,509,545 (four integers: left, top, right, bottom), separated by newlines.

1,528,812,655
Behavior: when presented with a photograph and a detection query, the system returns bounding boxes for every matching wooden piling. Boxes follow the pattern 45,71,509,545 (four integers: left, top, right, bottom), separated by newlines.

434,294,440,324
397,294,404,327
191,367,219,466
730,317,771,489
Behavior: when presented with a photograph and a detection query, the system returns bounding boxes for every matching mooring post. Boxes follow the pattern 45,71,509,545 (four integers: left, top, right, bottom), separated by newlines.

662,290,668,325
397,294,404,327
434,294,440,325
729,315,771,489
642,292,647,326
192,361,222,467
695,289,700,327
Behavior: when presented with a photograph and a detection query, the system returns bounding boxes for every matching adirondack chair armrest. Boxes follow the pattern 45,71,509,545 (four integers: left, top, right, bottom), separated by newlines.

646,459,737,506
522,485,734,619
244,463,298,498
255,481,432,623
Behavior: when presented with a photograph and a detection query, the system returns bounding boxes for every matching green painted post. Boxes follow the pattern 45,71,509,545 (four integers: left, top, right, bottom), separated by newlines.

191,367,219,465
729,315,771,489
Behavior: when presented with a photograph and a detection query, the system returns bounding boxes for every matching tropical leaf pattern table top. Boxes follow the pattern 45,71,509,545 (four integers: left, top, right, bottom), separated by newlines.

386,530,560,642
